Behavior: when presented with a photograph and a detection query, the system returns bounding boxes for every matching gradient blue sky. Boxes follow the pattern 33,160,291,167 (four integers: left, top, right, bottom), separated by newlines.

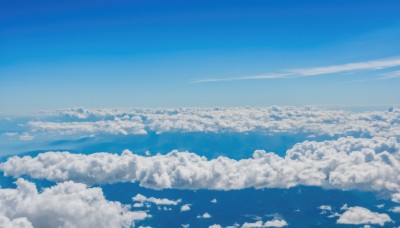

1,0,400,113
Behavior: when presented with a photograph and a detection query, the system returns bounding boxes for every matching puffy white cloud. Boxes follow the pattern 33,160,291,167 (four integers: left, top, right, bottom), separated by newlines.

0,215,33,228
242,221,264,228
337,206,392,226
180,204,191,212
226,223,240,228
132,194,181,206
24,106,400,138
0,178,149,228
389,206,400,213
2,137,400,201
209,224,222,228
318,205,332,211
264,219,288,227
197,213,211,219
210,198,217,203
390,193,400,203
242,219,287,228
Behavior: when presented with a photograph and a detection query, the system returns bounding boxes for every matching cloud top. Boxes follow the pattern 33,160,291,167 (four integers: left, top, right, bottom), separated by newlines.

23,106,400,138
0,179,149,228
2,136,400,201
337,206,392,226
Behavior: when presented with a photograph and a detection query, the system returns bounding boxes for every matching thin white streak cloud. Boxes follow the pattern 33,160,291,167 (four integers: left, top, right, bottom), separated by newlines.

192,57,400,83
378,70,400,80
132,194,181,206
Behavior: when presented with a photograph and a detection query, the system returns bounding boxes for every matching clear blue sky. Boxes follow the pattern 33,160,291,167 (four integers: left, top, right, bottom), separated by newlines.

1,0,400,113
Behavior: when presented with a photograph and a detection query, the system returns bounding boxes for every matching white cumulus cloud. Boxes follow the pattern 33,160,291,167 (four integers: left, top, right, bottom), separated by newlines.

197,212,211,219
242,219,287,227
209,224,222,228
0,178,149,228
1,137,400,201
264,219,288,227
318,205,332,211
337,206,392,226
0,215,33,228
389,206,400,213
180,204,191,212
132,194,181,206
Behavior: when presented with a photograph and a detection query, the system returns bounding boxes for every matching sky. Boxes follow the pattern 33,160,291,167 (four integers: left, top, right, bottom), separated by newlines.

1,0,400,113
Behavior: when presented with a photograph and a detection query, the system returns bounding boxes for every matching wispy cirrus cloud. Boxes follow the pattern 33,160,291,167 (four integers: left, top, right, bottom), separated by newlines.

378,70,400,80
191,57,400,83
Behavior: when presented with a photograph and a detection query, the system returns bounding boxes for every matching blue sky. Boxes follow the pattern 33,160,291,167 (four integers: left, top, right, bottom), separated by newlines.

1,0,400,113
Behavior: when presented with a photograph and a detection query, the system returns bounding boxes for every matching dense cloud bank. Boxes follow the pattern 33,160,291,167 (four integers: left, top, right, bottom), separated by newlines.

25,107,400,137
2,136,400,201
0,179,149,228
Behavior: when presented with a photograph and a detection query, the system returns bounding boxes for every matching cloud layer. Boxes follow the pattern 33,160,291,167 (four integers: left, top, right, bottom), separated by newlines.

25,106,400,138
2,136,400,201
0,179,149,228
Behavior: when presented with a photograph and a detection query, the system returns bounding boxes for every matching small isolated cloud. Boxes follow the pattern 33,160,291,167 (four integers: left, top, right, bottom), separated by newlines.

209,224,222,228
264,219,288,227
197,212,211,219
180,204,191,212
18,133,33,141
242,219,288,227
158,206,172,211
389,206,400,213
211,198,217,203
318,205,332,211
0,178,149,228
132,194,181,206
337,206,392,226
340,204,349,210
242,221,265,228
2,132,18,137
